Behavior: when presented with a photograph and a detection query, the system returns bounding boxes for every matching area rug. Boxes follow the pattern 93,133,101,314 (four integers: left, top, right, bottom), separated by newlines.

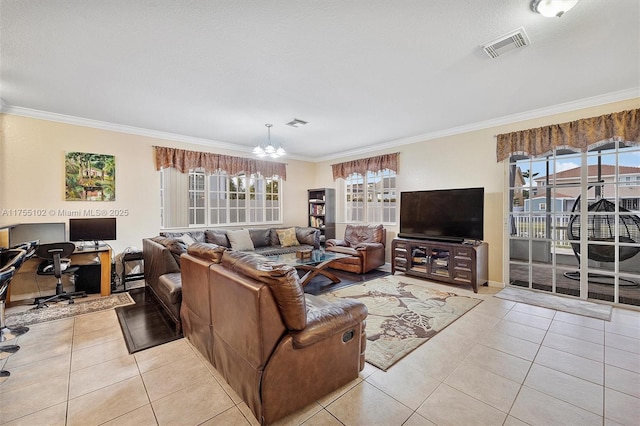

496,286,612,321
320,275,482,371
4,293,135,328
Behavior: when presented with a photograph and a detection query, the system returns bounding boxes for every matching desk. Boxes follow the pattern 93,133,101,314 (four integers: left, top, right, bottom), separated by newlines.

6,245,112,304
72,246,112,297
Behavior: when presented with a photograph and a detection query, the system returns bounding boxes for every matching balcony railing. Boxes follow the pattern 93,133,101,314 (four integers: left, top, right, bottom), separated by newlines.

511,214,572,248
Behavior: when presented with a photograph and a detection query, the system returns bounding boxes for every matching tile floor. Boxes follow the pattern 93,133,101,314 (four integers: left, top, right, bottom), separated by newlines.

1,276,639,425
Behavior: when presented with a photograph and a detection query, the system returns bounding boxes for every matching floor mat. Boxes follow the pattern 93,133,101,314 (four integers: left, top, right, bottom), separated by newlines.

495,286,612,321
116,287,183,353
5,292,134,328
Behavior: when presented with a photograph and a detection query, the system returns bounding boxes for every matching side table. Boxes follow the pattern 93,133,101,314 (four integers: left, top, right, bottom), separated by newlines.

120,251,144,291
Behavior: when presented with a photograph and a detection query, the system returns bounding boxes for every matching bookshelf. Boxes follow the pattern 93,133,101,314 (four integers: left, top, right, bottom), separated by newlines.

307,188,335,245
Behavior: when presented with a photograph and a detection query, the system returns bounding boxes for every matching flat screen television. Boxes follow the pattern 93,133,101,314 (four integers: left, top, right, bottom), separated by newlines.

68,218,117,245
399,187,484,242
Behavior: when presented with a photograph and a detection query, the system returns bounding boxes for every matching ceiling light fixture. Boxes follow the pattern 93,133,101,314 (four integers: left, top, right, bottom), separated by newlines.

531,0,580,17
252,123,286,159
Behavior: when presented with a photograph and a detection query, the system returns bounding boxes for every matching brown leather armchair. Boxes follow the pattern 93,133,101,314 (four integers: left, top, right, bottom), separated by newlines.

325,224,386,274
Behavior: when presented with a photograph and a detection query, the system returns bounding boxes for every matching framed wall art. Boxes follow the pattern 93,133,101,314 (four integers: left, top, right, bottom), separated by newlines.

65,152,116,201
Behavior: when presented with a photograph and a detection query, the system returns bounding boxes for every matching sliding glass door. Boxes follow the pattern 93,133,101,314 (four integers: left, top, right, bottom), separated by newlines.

507,140,640,307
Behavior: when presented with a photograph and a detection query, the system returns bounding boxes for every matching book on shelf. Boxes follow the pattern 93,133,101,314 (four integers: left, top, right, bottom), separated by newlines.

309,205,325,215
310,216,324,228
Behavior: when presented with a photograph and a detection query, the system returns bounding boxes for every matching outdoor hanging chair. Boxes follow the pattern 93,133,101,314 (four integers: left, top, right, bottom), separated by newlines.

565,191,640,285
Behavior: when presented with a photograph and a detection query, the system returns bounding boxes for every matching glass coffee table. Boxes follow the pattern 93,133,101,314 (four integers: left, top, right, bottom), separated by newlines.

266,249,351,286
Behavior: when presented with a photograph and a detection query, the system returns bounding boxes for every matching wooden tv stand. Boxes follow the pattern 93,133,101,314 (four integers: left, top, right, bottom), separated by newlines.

391,237,488,293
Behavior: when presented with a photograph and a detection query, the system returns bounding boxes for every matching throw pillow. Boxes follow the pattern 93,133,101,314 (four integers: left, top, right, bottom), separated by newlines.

151,236,187,265
178,234,196,246
295,227,318,247
205,230,230,247
276,227,300,247
162,231,205,242
226,229,255,251
249,228,271,248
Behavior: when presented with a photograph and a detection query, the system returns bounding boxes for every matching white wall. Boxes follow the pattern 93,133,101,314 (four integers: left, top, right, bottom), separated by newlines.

314,98,640,286
0,114,315,255
2,97,637,280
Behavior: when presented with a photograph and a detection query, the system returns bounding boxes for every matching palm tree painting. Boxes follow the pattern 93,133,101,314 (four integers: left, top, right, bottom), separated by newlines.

65,152,116,201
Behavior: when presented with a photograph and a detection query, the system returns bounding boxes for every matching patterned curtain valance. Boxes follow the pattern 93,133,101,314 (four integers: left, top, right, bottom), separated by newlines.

496,108,640,162
154,146,287,180
331,152,399,180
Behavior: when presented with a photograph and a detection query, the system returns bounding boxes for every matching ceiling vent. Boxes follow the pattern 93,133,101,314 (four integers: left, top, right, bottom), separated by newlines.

482,27,530,59
286,118,308,127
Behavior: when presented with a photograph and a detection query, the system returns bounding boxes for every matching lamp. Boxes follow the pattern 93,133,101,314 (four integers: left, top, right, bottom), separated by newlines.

531,0,579,17
253,124,286,159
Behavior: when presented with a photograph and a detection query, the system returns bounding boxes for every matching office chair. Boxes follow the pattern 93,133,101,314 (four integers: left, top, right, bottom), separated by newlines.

0,248,29,341
34,242,86,308
0,242,38,385
0,267,19,385
0,247,27,272
12,240,39,261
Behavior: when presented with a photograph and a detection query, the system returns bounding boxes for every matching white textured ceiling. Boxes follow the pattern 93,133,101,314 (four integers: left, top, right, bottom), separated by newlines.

1,0,639,161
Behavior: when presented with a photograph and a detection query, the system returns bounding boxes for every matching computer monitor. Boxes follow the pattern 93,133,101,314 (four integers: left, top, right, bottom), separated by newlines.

9,222,66,247
68,218,117,247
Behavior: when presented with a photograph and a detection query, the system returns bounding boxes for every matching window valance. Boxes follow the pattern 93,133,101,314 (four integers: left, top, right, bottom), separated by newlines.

496,108,640,162
154,146,287,180
331,152,399,180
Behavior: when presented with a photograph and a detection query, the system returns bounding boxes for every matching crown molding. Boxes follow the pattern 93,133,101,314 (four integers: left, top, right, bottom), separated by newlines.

0,105,315,162
314,88,640,162
2,87,638,164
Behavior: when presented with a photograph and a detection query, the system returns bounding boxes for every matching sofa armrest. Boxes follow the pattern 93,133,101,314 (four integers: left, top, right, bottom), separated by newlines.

143,238,181,279
292,298,368,349
324,245,357,257
355,242,384,251
325,238,348,248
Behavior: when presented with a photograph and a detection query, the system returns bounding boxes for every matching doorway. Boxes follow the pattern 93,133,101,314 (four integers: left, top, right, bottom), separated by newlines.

507,140,640,307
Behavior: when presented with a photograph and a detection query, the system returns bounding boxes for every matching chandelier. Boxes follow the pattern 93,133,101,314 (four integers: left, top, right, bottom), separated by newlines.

252,123,286,158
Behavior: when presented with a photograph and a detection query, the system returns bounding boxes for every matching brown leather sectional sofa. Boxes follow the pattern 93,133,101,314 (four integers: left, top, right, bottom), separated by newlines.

143,236,184,331
142,227,321,332
180,243,368,425
162,226,321,256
